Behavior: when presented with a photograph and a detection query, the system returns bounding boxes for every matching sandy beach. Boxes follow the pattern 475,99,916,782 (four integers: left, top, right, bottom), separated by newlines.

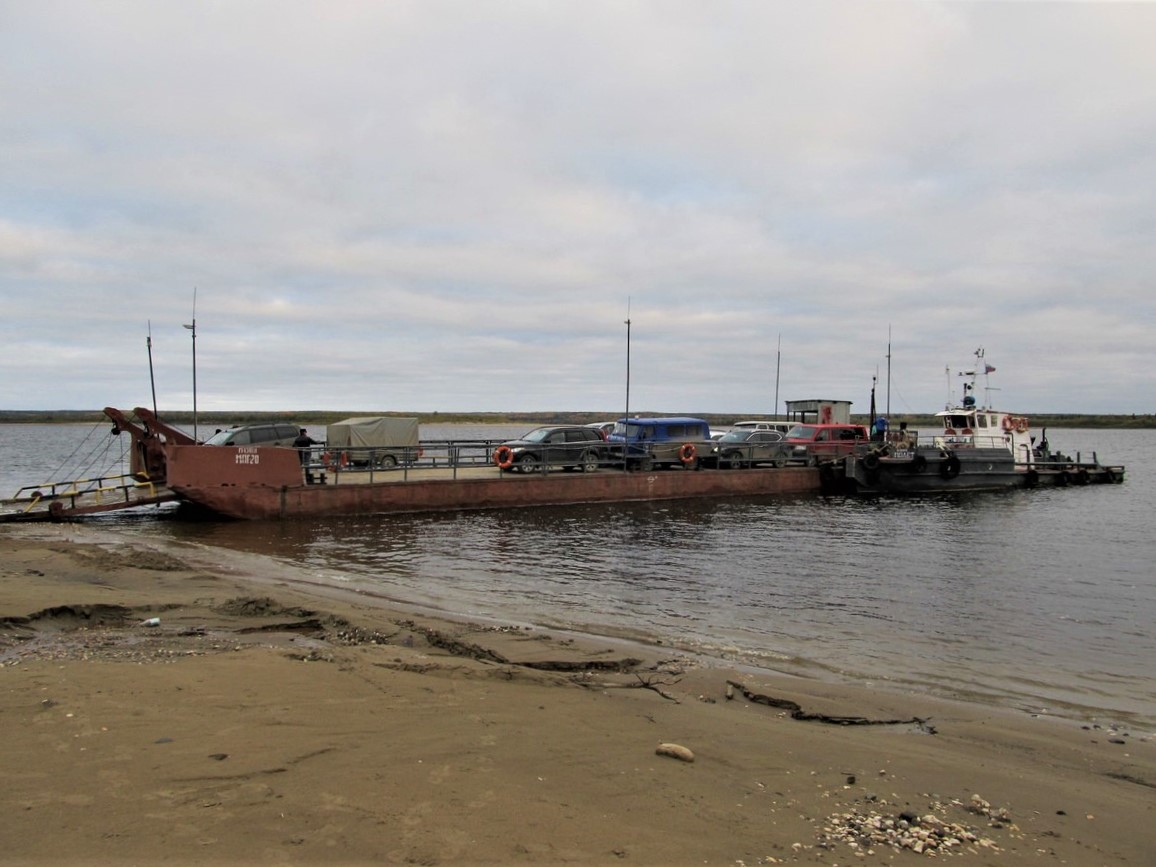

1,525,1153,866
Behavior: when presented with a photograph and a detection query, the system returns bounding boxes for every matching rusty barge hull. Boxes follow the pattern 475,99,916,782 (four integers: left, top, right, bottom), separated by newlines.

163,444,820,521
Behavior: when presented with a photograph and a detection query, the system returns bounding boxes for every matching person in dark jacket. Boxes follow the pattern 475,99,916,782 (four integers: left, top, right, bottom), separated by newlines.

293,428,318,465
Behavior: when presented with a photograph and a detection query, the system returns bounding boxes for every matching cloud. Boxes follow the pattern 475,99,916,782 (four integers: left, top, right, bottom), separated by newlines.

1,1,1154,414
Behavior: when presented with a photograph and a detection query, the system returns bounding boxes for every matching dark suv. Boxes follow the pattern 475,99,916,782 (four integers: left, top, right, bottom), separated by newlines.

494,426,607,473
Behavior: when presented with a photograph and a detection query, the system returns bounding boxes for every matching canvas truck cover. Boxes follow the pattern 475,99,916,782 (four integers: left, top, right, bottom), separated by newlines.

326,417,420,448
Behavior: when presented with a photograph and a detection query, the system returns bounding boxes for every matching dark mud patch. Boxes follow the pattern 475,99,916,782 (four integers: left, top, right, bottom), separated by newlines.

727,679,937,731
3,603,135,631
214,596,338,622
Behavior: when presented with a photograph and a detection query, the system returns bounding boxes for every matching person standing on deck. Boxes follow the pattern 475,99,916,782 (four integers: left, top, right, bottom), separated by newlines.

293,428,318,466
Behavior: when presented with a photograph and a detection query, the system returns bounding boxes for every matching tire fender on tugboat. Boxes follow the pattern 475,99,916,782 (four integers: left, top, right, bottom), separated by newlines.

940,452,961,479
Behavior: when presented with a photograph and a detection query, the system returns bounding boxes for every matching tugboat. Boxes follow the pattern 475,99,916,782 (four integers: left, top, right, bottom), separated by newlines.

836,349,1125,495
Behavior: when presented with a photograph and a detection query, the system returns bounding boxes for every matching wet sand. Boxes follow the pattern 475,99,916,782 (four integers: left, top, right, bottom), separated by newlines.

1,525,1153,865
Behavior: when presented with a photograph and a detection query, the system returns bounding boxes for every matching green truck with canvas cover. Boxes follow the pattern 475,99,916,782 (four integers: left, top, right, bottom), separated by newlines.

325,417,421,468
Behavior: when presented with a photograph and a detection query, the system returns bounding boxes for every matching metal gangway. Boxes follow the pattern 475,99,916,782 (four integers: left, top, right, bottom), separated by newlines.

1,473,177,521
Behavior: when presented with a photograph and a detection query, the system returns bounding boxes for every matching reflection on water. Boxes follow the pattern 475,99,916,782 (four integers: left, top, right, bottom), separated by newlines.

149,480,1156,727
4,423,1155,728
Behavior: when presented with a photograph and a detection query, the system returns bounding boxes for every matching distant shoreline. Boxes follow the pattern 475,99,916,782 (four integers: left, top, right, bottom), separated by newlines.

1,409,1153,429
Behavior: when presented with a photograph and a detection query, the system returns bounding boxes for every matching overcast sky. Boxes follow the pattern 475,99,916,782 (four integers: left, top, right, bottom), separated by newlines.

2,1,1153,416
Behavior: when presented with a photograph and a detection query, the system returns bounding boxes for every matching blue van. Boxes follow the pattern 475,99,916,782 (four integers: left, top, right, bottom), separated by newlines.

607,417,713,470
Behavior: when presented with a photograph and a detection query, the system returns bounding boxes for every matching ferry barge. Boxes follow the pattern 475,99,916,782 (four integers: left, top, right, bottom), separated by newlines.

0,407,820,522
161,438,820,521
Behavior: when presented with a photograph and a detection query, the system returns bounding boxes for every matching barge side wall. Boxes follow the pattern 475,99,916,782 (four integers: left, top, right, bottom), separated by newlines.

164,445,820,520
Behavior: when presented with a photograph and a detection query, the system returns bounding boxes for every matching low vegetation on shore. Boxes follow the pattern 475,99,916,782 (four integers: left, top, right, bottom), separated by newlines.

1,409,1153,429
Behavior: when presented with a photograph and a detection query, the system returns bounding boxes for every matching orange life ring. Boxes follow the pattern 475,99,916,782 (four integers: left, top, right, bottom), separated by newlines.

1015,417,1029,434
961,428,973,435
944,428,957,436
493,445,514,469
678,443,697,464
1001,416,1015,432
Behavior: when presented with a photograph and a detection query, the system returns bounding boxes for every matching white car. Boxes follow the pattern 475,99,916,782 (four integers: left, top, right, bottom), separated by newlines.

584,421,616,438
730,420,794,435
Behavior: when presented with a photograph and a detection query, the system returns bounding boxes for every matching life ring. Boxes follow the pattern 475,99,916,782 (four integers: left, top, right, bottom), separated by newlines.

944,428,957,436
493,445,514,469
678,443,697,464
940,453,961,479
1001,416,1015,432
1015,417,1029,434
961,428,973,435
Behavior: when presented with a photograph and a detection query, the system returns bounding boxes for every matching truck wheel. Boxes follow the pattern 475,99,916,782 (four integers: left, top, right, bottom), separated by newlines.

377,454,398,469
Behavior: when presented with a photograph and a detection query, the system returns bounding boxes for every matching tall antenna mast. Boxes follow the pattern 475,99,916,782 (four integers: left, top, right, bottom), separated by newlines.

886,325,892,417
183,288,198,441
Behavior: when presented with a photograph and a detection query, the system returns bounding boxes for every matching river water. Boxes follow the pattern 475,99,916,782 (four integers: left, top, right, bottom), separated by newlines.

3,422,1153,730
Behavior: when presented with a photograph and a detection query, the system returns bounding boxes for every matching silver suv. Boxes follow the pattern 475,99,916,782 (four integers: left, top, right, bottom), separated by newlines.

204,423,300,447
494,426,607,473
711,429,787,468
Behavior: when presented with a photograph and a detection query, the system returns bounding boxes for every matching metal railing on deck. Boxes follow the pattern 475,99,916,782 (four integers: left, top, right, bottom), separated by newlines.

298,439,522,482
299,438,637,480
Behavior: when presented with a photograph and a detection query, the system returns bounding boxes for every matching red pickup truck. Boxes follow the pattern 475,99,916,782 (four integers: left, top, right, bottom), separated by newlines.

781,424,870,465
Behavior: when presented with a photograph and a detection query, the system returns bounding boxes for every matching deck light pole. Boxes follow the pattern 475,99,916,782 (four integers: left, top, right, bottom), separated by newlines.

624,301,631,470
774,333,781,418
146,320,159,417
183,288,198,442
